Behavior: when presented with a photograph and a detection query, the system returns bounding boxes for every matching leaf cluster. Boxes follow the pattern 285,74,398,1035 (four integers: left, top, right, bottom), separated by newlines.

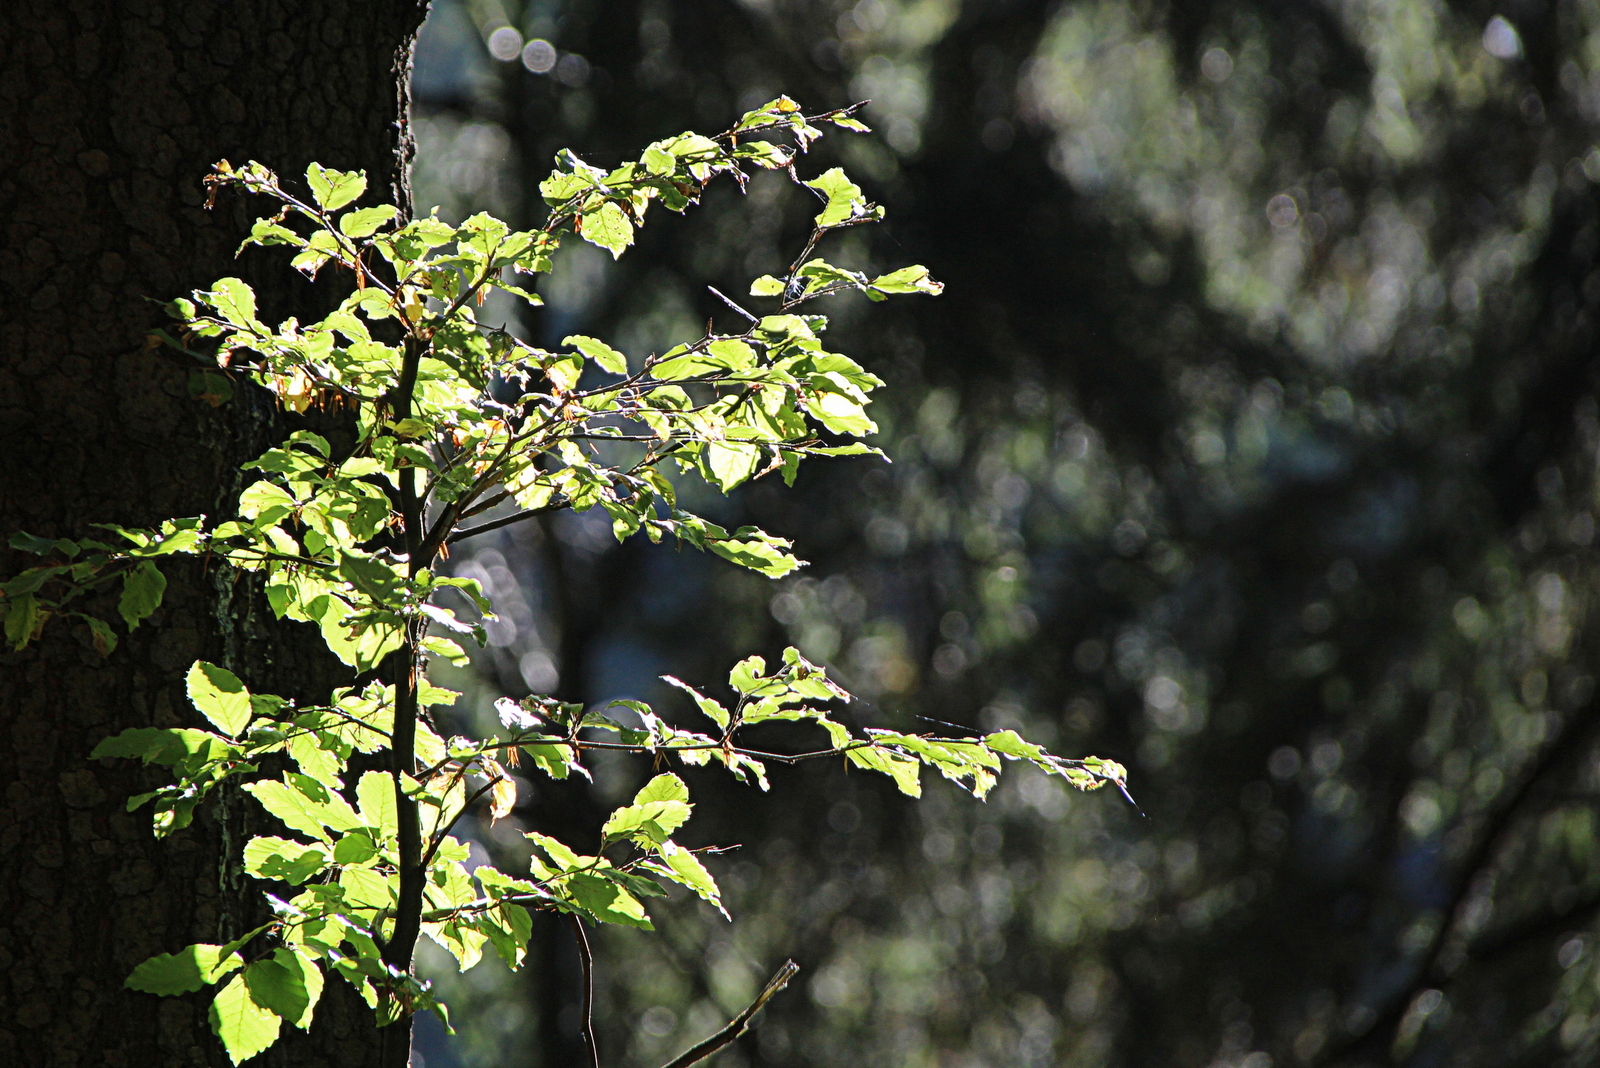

0,96,1119,1066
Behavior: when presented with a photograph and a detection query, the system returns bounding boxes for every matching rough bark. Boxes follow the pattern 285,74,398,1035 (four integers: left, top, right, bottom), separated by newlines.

0,2,428,1065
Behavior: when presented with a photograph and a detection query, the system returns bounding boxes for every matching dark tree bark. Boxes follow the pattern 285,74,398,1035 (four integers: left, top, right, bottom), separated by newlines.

0,3,428,1065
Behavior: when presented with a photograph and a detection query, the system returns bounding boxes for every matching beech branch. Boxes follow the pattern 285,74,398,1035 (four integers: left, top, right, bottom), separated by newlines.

656,960,800,1068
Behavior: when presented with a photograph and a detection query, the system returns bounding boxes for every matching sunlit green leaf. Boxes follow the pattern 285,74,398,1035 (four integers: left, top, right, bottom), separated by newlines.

339,205,398,238
187,660,253,738
209,972,282,1065
578,201,633,258
803,167,869,227
563,334,628,375
305,163,366,212
126,944,242,995
356,770,398,840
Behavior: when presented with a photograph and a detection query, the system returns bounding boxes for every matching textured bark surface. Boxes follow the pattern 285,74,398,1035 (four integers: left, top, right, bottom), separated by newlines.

0,3,428,1065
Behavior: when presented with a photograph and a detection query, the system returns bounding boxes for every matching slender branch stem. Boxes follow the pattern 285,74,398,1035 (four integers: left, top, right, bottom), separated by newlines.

706,286,758,323
420,775,501,870
570,915,601,1068
448,500,570,544
382,331,427,995
657,960,800,1068
458,489,511,520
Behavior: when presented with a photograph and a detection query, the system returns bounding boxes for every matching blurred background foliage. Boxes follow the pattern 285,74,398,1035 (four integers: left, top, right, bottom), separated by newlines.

404,1,1600,1066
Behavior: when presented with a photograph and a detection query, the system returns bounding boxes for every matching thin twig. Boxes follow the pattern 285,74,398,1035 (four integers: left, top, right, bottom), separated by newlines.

656,960,800,1068
570,914,601,1068
419,776,500,870
706,286,758,323
448,500,569,543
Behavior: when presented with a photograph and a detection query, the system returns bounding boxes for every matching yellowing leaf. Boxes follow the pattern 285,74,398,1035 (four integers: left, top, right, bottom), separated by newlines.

485,758,516,822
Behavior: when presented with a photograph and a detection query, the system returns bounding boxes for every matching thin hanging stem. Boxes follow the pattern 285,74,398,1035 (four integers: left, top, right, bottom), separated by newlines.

570,914,601,1068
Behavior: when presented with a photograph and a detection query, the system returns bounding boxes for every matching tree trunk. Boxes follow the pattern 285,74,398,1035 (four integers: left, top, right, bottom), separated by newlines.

0,2,428,1065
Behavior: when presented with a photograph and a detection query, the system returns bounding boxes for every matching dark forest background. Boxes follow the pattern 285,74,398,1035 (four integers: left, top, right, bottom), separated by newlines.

401,2,1600,1066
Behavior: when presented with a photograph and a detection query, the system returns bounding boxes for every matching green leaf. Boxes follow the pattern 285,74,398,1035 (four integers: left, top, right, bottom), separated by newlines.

245,780,330,841
565,873,653,929
728,655,775,695
750,275,785,297
484,901,534,968
356,770,398,840
732,140,794,169
650,338,756,380
3,592,39,651
339,205,398,238
92,726,223,765
579,201,633,258
803,167,869,227
126,944,242,995
527,831,584,871
337,552,406,606
332,831,378,865
288,949,323,1028
806,390,876,436
338,865,393,909
544,352,584,393
287,731,343,790
83,614,118,656
118,560,167,631
421,634,470,667
847,745,923,797
869,264,944,297
187,660,253,738
705,527,804,578
642,144,676,175
564,334,629,375
8,531,67,555
242,836,330,885
244,777,360,841
983,729,1047,761
243,950,320,1029
189,370,235,406
238,480,296,524
207,277,259,328
305,163,366,212
661,676,729,729
602,797,692,843
657,841,726,918
210,972,282,1064
703,442,761,492
634,772,689,805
